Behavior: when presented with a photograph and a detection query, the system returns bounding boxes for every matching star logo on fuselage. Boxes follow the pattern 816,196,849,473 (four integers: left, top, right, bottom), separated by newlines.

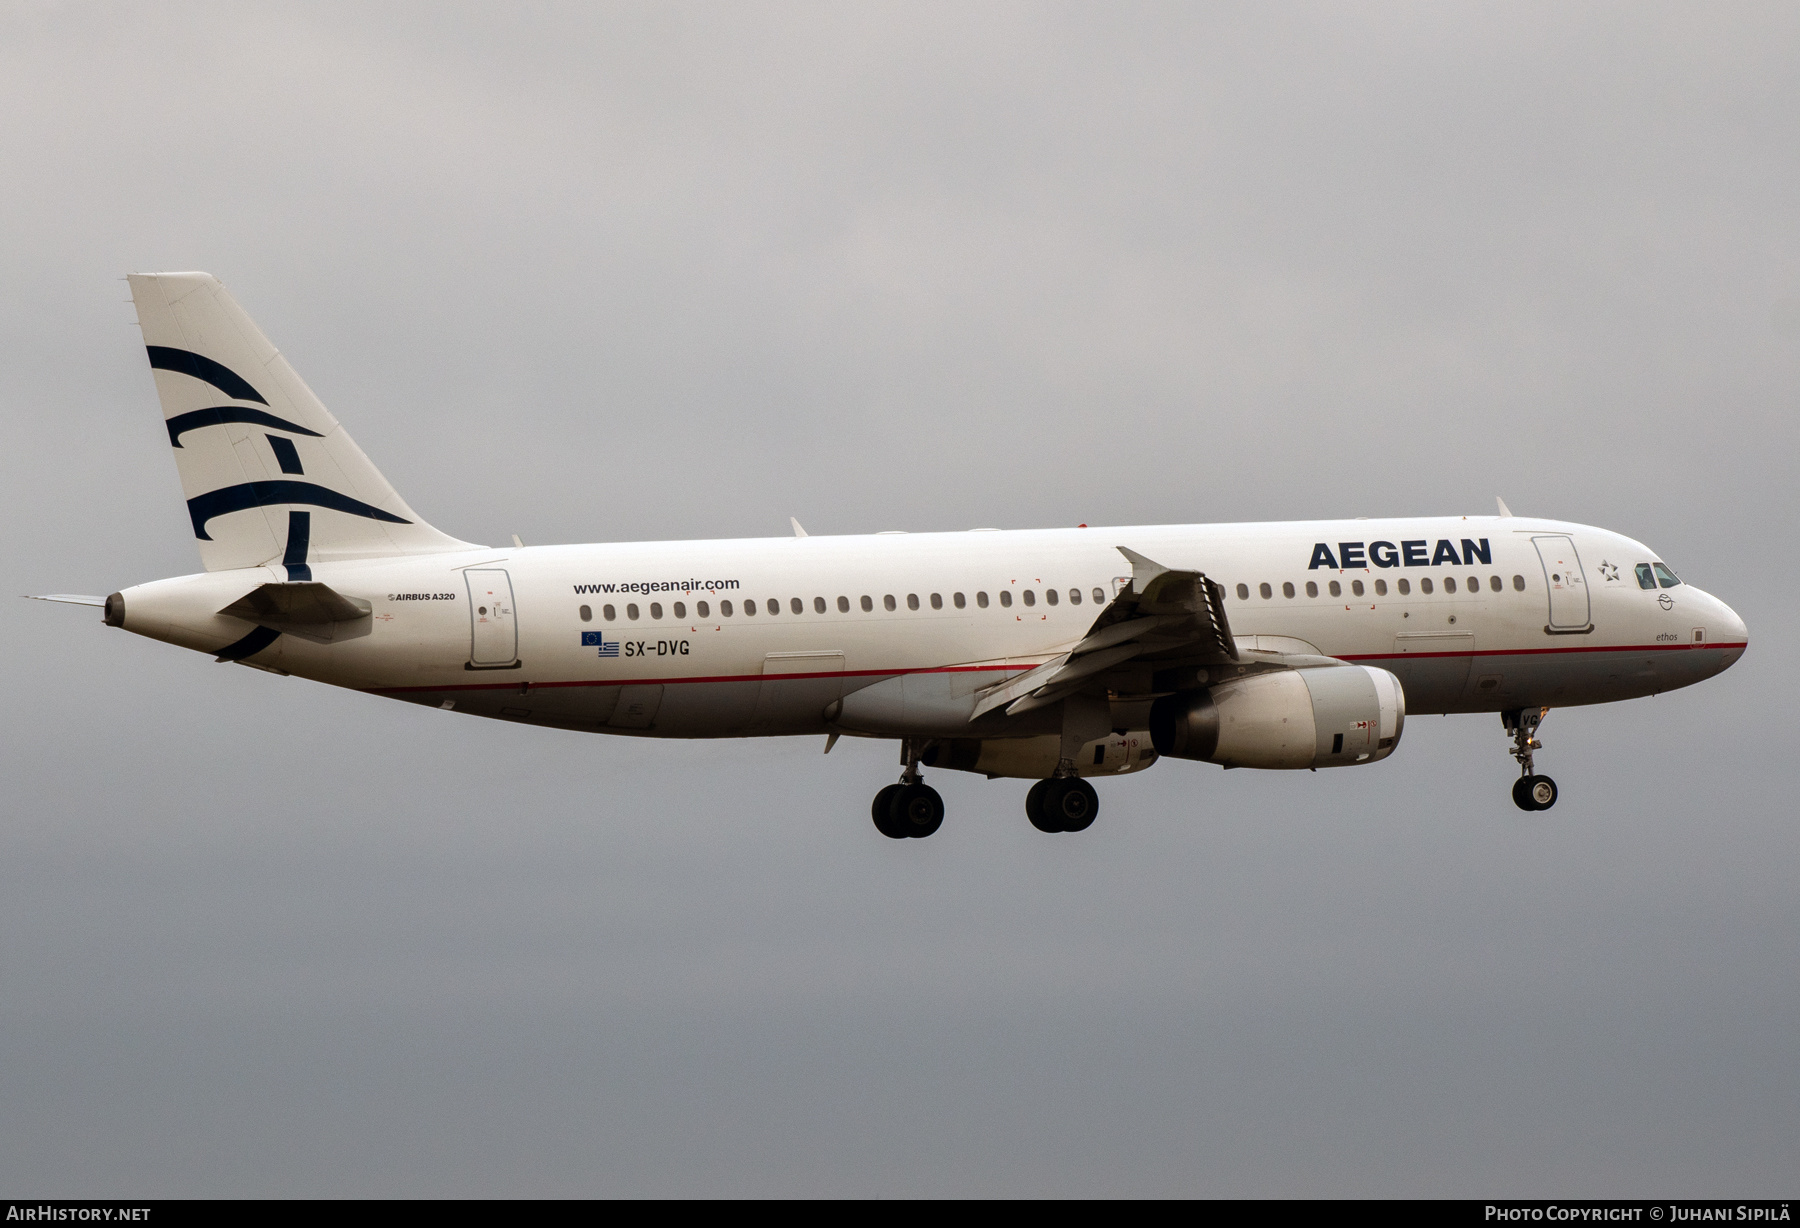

1598,561,1621,582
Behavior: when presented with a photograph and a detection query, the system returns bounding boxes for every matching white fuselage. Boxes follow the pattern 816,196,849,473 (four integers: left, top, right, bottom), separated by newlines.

114,514,1748,744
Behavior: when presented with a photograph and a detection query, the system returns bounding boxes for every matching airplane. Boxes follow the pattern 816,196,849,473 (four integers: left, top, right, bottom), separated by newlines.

31,273,1750,838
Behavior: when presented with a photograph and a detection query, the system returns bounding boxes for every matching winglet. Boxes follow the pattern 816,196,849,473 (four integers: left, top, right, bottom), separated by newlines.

1496,496,1514,518
1115,546,1166,595
790,517,808,538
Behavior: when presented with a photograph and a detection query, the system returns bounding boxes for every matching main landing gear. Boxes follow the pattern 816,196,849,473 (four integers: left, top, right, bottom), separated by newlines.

1503,707,1559,811
1025,762,1099,834
872,740,944,839
867,743,1104,838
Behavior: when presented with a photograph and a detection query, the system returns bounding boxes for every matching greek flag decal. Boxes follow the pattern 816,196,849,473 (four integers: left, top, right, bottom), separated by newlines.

582,631,620,658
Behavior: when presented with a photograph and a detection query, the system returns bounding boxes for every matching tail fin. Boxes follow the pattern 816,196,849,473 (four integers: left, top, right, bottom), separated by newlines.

127,272,476,574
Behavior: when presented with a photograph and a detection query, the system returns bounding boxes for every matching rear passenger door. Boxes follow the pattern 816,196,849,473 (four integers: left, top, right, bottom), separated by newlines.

464,568,520,667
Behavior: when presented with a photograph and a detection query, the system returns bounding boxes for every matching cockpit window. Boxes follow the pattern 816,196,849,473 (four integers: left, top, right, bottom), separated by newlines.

1653,562,1681,588
1635,563,1657,590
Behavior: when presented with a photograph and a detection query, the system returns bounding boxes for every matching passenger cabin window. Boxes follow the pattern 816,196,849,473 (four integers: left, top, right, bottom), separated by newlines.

1466,575,1477,592
1305,581,1318,598
1420,578,1433,595
1069,589,1081,605
1444,577,1455,593
1351,581,1363,597
603,604,616,621
977,592,989,608
1374,580,1387,596
954,592,966,609
1282,582,1295,598
1397,579,1411,595
1259,582,1272,599
721,600,733,616
1023,590,1036,607
674,601,686,619
1489,576,1501,592
906,594,919,610
884,594,897,611
1512,575,1526,591
1092,588,1104,603
697,600,709,618
579,604,592,621
837,596,850,612
861,595,873,612
1635,563,1657,590
1237,583,1250,600
790,597,802,614
930,593,943,609
764,599,777,615
1653,563,1681,588
743,600,755,616
627,603,640,620
1045,588,1058,606
999,591,1013,608
814,597,827,613
1329,581,1341,597
650,602,663,620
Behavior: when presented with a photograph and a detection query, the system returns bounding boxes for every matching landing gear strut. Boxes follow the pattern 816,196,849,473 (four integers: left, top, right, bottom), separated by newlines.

1502,707,1558,811
872,739,944,839
1026,773,1099,833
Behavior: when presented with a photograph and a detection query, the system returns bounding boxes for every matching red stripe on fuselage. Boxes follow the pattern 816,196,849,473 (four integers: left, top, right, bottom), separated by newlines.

368,661,1024,696
1340,640,1747,662
364,642,1746,696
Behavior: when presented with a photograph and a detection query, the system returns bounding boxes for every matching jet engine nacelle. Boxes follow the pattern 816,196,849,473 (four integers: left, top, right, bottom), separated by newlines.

1149,664,1405,770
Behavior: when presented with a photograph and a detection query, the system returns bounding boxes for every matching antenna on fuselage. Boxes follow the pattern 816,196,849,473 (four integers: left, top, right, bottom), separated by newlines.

1496,497,1515,517
790,517,809,538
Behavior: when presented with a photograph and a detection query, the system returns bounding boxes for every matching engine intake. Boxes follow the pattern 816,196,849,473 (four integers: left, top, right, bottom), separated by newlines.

1149,664,1405,769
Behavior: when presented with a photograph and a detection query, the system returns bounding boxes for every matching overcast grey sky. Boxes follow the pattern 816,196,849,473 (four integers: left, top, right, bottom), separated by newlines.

2,1,1796,1195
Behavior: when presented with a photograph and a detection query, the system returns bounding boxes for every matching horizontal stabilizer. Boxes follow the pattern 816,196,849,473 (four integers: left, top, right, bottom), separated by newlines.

218,581,371,644
26,594,106,607
220,581,369,624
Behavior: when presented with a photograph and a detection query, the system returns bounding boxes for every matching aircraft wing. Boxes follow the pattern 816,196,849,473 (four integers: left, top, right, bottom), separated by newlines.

971,546,1239,719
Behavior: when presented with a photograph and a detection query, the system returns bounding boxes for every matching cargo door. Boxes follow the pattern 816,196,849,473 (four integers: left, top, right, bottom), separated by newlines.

1390,631,1473,712
752,651,845,730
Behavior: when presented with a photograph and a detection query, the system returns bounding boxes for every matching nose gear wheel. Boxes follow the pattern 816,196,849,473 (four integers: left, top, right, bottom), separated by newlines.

1502,708,1559,811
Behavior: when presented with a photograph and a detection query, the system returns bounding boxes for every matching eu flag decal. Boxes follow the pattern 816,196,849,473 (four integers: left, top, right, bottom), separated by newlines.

582,631,620,658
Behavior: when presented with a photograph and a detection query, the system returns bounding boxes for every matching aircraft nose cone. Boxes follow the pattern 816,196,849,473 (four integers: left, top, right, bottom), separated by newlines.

1722,601,1748,648
1713,597,1748,672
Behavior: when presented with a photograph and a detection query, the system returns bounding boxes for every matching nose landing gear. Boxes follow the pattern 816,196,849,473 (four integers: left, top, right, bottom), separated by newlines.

872,739,944,839
1502,707,1558,811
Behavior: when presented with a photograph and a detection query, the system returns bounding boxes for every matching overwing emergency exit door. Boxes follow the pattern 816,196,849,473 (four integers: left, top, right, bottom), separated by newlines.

1532,536,1592,632
465,568,520,667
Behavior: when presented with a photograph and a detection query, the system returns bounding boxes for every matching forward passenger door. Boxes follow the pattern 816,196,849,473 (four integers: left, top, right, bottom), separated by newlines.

1532,536,1592,632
